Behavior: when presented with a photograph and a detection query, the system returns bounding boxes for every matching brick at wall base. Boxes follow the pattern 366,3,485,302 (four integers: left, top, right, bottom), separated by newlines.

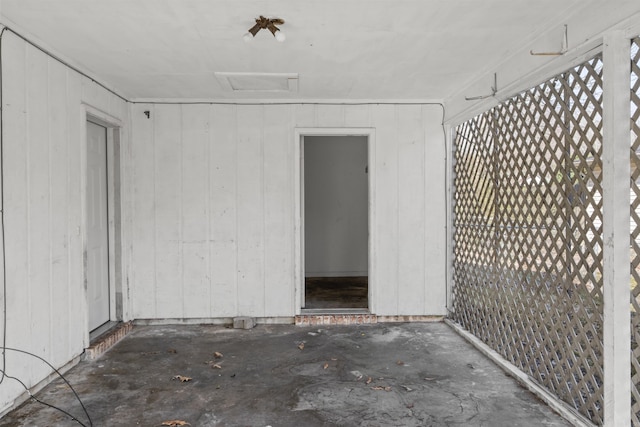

85,321,133,360
294,315,444,326
295,315,378,326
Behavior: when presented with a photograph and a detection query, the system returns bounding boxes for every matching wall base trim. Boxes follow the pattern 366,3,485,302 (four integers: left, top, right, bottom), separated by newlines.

295,314,444,325
377,315,443,323
132,317,296,326
444,319,595,427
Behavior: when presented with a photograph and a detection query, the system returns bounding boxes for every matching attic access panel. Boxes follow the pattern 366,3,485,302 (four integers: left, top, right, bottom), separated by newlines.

215,72,299,92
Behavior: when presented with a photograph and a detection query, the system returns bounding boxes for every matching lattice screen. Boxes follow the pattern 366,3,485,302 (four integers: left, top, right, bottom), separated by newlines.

630,37,640,427
452,55,604,423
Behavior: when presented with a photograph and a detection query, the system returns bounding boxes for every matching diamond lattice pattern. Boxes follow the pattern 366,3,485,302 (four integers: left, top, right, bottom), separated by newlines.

630,37,640,427
452,55,604,423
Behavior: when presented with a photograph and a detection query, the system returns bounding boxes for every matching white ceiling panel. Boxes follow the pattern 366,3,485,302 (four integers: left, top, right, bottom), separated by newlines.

0,0,633,101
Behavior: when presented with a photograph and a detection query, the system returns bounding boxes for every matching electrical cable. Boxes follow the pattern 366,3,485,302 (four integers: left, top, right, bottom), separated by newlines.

0,25,6,386
0,26,127,103
440,103,451,313
0,370,89,427
138,100,444,106
0,26,93,427
1,348,92,427
2,22,447,108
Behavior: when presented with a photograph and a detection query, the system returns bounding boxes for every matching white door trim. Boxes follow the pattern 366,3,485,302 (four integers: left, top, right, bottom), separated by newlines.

81,104,123,344
86,121,110,330
293,128,376,315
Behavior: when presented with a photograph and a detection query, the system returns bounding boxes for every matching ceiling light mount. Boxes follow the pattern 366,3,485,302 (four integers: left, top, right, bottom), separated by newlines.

243,16,286,42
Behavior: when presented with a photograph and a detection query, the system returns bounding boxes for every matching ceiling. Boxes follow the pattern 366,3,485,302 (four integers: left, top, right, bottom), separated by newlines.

0,0,630,101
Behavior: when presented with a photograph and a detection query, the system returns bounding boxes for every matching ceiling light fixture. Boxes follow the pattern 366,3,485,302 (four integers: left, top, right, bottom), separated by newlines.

243,16,286,42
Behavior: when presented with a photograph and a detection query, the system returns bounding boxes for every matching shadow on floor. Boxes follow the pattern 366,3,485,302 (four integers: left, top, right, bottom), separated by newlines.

305,276,368,309
0,323,571,427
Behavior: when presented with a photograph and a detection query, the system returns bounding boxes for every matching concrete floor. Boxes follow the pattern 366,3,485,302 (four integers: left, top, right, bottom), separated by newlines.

0,322,571,427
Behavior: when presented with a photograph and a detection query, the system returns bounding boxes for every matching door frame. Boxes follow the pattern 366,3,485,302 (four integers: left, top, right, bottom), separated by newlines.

293,128,376,315
82,104,123,342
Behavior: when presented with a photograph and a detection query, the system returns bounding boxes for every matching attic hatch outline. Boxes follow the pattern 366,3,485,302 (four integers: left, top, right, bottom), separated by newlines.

215,72,299,92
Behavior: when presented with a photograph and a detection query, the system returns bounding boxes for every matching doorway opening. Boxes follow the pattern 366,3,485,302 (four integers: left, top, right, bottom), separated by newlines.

84,109,124,340
302,135,369,310
86,120,110,332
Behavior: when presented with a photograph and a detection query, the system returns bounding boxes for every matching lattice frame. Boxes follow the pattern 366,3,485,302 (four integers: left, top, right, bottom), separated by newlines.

630,37,640,427
452,55,604,423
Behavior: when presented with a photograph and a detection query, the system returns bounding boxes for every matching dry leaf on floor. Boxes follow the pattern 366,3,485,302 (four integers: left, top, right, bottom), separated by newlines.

401,385,413,392
214,351,223,359
211,363,222,369
371,386,392,392
396,360,404,366
167,349,178,354
297,343,305,351
365,377,372,384
171,375,192,382
323,363,329,370
161,420,190,426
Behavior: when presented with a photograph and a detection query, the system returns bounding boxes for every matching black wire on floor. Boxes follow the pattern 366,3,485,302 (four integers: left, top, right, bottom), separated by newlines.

0,348,92,427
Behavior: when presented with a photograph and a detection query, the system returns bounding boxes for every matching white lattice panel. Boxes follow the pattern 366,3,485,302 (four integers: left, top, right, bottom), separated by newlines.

630,37,640,427
453,55,604,423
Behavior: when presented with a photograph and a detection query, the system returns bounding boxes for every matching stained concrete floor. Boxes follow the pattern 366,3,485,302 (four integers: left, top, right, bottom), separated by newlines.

0,322,571,427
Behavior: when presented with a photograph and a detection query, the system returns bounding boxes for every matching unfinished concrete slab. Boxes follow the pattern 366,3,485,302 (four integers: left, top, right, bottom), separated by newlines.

0,323,570,427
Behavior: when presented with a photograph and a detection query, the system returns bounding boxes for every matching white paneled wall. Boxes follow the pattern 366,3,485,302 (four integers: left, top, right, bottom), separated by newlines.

0,32,129,411
0,31,447,410
131,103,447,318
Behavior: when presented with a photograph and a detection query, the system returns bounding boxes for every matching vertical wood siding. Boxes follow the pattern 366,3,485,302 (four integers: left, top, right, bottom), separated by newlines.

131,103,447,318
1,33,129,411
0,31,447,412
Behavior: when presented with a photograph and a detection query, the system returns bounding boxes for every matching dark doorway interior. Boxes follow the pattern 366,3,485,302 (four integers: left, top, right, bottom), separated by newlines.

304,276,368,309
303,135,368,310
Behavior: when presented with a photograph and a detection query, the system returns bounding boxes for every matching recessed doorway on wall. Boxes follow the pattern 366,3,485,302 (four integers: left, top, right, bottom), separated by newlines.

302,135,369,310
85,109,124,340
86,120,111,331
